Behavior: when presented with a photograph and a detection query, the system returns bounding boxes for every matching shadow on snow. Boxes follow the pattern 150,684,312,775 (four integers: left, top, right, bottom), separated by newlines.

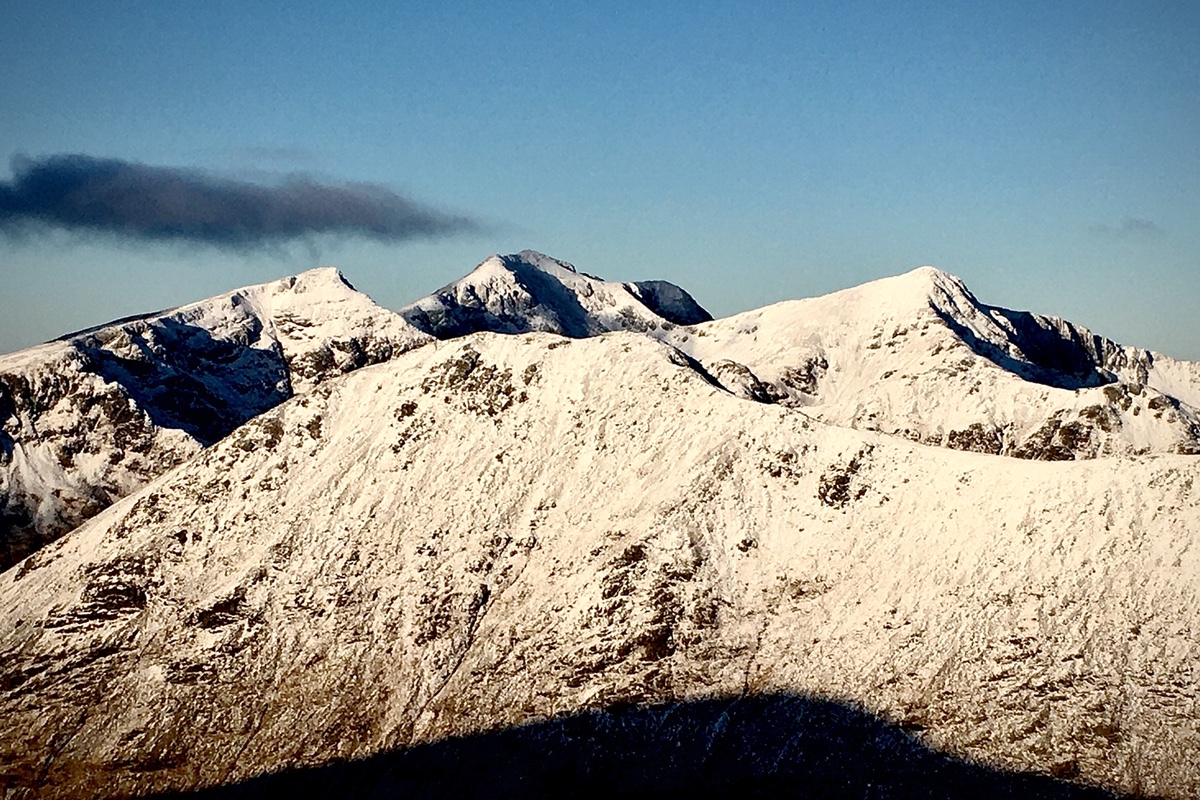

156,693,1137,800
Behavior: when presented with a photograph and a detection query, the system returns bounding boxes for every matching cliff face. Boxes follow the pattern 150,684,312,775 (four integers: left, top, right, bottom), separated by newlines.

2,332,1197,798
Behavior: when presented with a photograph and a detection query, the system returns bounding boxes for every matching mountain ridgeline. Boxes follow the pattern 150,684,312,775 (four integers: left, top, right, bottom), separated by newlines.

1,251,1198,798
0,268,429,570
395,253,1199,461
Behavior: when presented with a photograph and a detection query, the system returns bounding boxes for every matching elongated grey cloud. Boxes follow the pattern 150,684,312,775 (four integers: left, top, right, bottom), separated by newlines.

1089,217,1164,240
0,154,478,248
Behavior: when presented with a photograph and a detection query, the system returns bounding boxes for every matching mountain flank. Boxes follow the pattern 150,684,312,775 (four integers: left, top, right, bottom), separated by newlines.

0,268,428,570
1,331,1197,798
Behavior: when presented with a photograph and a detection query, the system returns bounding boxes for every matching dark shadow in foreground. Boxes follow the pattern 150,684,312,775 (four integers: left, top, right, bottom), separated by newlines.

156,694,1137,799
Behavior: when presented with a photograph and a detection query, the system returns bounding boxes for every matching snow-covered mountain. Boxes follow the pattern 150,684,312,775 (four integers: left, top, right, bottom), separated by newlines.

399,249,712,338
403,253,1200,460
663,266,1200,460
1,331,1197,798
7,251,1195,574
0,268,429,570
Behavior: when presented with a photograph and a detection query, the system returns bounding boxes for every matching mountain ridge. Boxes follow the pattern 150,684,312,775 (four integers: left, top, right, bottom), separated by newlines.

1,330,1197,797
3,251,1198,571
0,267,429,569
397,253,1200,461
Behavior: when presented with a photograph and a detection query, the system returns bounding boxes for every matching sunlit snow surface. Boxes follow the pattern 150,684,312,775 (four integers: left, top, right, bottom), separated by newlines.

1,253,1199,797
2,331,1199,797
0,268,429,568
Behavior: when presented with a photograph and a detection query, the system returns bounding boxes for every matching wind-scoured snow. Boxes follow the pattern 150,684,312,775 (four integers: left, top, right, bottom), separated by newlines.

1,332,1197,798
0,268,430,569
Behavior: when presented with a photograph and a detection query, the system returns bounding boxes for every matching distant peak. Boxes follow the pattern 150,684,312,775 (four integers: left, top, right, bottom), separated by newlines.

902,265,964,287
509,250,578,274
297,265,349,282
281,266,356,293
864,266,976,305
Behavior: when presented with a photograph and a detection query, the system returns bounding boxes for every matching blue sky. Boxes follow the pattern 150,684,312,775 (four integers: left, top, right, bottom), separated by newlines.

2,1,1198,358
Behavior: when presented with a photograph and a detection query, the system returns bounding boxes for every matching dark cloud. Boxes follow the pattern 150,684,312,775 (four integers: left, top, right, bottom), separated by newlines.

0,154,478,248
1089,217,1164,240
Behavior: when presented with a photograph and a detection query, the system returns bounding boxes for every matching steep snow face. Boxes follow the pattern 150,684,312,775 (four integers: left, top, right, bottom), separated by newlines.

0,268,430,570
662,267,1200,460
2,332,1198,798
399,250,712,338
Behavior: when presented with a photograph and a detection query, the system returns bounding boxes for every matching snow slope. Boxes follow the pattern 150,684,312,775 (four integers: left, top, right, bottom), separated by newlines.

2,332,1197,798
663,267,1200,460
0,268,430,570
399,249,712,338
398,254,1200,461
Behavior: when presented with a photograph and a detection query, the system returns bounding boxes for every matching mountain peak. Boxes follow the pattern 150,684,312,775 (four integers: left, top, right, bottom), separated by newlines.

900,264,972,295
400,250,710,339
512,249,578,274
267,266,356,297
867,265,974,304
905,264,955,281
0,266,429,569
468,251,580,281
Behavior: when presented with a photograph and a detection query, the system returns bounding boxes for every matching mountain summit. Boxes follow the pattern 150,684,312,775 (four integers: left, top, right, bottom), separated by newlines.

0,268,429,569
399,249,712,339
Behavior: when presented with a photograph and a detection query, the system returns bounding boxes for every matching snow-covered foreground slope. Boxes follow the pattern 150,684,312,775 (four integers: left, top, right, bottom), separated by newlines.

663,266,1200,460
400,249,712,338
0,268,430,570
2,332,1197,798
